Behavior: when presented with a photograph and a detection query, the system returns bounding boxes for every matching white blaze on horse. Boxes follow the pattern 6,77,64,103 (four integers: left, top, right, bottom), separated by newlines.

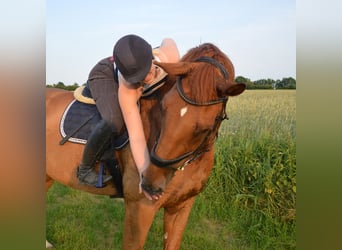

46,43,245,249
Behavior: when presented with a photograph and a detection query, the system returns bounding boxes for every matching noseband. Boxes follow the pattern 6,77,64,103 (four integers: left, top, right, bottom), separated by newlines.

150,57,229,171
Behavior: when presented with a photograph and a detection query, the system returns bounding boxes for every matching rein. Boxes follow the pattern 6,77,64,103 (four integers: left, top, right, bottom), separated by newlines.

150,57,229,171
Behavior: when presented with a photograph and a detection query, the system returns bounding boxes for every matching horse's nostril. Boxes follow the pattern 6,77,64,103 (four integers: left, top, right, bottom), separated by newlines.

141,181,163,195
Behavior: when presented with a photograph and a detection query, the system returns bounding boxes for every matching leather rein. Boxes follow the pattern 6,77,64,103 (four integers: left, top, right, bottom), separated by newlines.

150,57,229,171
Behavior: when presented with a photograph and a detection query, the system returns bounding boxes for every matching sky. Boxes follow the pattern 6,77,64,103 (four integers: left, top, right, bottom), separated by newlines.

46,0,296,85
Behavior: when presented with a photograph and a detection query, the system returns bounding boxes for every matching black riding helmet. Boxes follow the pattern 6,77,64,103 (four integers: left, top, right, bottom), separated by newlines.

113,34,153,85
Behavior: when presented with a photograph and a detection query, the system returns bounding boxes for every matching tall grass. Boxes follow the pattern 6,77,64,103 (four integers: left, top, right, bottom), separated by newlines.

197,89,296,249
46,90,296,249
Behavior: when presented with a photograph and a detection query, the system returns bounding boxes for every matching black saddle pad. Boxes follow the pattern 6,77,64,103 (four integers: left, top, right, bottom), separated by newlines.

60,99,128,149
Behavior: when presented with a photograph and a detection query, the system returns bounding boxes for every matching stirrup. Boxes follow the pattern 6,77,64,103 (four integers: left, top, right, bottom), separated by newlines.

77,165,112,187
96,162,108,188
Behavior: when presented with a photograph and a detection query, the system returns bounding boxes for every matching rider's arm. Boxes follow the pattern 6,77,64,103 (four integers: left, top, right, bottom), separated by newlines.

118,73,150,177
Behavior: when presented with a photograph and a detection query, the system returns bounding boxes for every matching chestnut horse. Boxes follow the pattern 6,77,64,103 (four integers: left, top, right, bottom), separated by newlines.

46,43,245,249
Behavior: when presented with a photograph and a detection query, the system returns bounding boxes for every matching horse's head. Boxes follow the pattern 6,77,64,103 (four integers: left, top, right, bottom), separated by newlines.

141,43,246,196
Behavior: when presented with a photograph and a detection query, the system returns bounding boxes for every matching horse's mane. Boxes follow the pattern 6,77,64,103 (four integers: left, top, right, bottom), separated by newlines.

180,43,235,103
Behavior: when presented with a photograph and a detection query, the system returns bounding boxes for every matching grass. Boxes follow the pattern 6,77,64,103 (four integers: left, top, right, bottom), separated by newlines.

46,90,296,249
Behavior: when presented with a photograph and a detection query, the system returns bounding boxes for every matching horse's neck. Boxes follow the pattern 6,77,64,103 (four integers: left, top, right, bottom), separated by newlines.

140,97,162,148
140,77,176,148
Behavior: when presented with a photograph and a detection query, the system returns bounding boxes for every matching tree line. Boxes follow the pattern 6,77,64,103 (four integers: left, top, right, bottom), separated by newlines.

235,76,296,89
46,76,296,91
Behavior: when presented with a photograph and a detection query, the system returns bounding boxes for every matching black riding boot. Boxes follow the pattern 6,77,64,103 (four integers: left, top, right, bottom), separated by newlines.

77,120,113,186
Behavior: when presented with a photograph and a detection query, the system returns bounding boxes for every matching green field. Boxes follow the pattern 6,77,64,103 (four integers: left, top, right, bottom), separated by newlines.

46,90,296,249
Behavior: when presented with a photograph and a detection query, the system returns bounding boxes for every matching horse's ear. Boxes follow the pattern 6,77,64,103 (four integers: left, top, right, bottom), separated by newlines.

218,82,246,97
154,61,194,76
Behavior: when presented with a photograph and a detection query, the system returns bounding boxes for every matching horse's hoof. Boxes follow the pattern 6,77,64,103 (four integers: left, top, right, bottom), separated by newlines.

46,240,53,248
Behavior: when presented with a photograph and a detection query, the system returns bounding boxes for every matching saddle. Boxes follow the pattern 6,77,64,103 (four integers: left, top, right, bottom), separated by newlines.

60,86,129,149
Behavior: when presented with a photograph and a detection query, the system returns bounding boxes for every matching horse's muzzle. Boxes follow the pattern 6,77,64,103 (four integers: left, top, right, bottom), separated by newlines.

141,176,164,196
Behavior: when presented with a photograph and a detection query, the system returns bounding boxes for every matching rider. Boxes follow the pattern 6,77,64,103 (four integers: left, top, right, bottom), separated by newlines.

77,34,180,198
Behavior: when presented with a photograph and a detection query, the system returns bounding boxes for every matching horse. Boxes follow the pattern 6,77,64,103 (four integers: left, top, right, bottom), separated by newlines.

46,43,246,249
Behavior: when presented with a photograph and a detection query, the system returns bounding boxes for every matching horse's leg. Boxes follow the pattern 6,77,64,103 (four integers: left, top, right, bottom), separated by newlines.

122,200,156,250
163,197,195,250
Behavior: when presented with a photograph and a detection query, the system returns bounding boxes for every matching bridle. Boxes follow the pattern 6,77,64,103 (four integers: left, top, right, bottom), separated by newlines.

150,57,229,171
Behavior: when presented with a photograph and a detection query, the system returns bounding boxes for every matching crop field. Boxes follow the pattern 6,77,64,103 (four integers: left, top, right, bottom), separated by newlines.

46,90,296,249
